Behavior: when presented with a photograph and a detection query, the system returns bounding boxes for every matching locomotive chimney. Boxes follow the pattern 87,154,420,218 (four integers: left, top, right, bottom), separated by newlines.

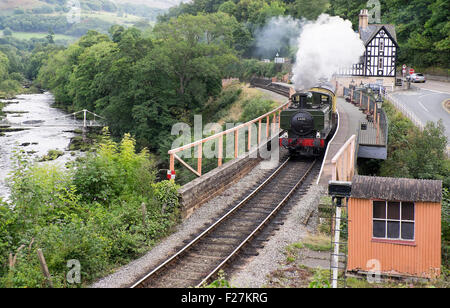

359,9,369,34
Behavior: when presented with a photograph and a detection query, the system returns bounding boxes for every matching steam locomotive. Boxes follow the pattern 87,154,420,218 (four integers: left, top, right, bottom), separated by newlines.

279,83,337,156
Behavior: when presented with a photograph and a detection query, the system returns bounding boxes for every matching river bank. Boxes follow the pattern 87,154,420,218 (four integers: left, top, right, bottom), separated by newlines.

0,92,98,200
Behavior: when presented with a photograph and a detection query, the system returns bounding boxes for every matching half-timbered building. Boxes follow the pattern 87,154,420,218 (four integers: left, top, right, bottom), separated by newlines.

337,10,399,88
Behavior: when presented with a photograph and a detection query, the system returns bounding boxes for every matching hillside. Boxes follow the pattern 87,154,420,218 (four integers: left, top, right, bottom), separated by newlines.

0,0,186,11
0,0,188,39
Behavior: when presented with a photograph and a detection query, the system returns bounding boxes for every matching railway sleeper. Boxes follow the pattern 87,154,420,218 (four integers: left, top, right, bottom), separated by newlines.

150,275,201,288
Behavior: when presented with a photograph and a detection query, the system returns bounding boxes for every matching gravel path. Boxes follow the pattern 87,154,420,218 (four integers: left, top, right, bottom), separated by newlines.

90,159,280,288
229,182,325,288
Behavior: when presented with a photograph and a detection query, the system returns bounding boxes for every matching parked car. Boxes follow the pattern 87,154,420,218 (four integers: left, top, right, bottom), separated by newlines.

406,73,426,83
364,83,386,94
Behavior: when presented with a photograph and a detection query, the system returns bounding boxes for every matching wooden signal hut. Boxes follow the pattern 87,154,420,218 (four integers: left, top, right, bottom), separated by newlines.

347,175,442,278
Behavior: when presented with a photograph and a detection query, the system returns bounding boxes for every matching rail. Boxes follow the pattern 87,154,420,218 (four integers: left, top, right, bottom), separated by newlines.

131,158,317,288
168,81,292,177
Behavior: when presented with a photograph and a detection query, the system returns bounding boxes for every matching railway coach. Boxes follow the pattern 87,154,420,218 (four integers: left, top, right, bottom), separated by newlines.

279,83,338,157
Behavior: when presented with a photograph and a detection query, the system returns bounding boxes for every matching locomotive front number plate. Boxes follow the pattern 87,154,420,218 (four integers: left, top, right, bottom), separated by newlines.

297,117,306,121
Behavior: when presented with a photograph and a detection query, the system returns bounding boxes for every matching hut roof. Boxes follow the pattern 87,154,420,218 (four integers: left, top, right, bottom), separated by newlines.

351,175,442,203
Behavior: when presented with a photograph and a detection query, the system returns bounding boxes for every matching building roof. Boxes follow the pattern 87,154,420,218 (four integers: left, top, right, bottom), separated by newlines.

351,175,442,203
360,24,397,45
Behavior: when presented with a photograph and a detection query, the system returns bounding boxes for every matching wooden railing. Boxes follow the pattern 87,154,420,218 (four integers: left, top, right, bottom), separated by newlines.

331,135,356,181
169,101,291,177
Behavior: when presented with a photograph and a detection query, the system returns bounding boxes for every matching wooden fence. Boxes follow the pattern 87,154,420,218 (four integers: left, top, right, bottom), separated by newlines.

331,135,357,182
169,101,291,177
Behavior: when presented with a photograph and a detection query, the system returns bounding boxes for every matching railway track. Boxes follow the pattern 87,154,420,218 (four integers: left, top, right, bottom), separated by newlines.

131,157,318,288
250,78,292,97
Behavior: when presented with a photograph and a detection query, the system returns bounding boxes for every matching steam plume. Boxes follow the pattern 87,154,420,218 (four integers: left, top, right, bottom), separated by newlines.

254,16,304,59
292,14,365,90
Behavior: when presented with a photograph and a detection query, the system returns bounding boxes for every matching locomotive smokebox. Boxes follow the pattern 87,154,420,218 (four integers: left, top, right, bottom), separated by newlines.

291,111,314,136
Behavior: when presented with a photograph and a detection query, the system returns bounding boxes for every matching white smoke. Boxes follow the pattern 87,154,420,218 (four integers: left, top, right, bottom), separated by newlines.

254,16,305,59
292,14,365,90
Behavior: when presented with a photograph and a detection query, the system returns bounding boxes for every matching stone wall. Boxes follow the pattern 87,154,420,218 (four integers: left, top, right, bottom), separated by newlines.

178,137,278,219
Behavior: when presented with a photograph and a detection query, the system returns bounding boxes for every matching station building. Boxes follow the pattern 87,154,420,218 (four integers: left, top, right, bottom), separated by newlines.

337,9,399,91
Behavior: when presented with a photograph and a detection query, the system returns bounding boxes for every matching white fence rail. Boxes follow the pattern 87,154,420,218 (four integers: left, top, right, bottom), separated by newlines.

384,93,425,130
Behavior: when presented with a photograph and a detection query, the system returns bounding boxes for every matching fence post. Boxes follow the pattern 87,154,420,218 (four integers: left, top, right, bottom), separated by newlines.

197,143,202,176
374,101,377,125
218,135,223,167
170,153,175,172
272,113,277,135
247,124,252,152
37,249,53,288
258,119,262,145
234,129,239,158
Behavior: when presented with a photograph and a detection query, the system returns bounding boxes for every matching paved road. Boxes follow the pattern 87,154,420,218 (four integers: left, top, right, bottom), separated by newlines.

412,80,450,94
390,81,450,142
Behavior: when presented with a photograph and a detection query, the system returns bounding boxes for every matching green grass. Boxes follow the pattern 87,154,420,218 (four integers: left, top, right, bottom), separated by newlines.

302,234,332,252
1,31,77,42
80,11,143,25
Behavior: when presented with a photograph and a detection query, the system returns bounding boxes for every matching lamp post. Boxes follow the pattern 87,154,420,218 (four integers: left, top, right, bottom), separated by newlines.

376,93,383,108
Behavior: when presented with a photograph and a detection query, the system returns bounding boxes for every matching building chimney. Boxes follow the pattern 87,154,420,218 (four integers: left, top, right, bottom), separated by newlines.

359,9,369,33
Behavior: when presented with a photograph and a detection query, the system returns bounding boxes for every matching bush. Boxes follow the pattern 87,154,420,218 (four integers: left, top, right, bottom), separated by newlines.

73,131,156,203
239,97,276,123
3,28,12,36
0,79,22,97
204,85,242,121
380,103,449,188
1,134,181,287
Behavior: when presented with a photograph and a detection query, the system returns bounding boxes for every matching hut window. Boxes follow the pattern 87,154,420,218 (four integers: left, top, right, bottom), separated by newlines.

372,201,415,241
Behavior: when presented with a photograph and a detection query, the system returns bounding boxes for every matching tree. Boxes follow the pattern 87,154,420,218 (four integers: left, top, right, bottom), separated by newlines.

0,51,9,82
219,1,237,16
3,28,12,36
46,30,55,44
152,13,238,108
290,0,330,20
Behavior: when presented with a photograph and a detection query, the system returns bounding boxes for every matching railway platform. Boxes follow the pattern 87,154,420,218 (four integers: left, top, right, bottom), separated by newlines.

318,97,369,187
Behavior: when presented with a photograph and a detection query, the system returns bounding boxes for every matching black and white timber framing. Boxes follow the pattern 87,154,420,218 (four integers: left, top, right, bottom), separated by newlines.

340,25,399,78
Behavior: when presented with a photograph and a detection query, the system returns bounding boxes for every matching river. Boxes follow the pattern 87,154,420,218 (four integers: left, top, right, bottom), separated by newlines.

0,92,82,200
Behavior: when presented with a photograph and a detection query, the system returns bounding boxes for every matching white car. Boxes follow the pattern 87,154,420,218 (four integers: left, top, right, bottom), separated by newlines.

406,73,426,83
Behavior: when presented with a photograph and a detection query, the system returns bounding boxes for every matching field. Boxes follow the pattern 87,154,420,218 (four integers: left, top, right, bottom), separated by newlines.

0,0,184,11
0,0,42,11
1,31,77,42
80,10,143,25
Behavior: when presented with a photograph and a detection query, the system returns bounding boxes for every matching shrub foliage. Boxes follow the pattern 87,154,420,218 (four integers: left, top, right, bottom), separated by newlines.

0,132,180,287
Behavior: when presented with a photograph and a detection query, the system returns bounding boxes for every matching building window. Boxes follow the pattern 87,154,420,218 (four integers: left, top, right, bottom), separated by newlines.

373,201,415,240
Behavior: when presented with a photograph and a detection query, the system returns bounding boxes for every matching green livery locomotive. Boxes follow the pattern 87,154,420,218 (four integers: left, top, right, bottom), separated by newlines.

279,83,338,156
